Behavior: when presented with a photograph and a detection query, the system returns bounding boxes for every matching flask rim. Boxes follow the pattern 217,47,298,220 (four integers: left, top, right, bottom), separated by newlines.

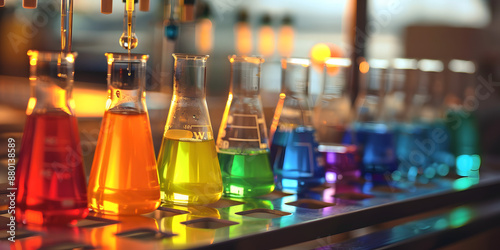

392,58,417,70
368,58,390,69
105,52,149,62
281,57,311,67
228,55,264,64
172,53,209,61
27,50,78,62
418,59,444,72
324,57,351,67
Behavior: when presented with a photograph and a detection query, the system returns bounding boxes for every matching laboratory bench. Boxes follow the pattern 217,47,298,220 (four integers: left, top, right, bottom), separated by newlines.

0,171,499,249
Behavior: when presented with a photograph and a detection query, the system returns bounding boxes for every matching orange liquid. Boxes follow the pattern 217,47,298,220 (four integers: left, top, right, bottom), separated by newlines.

88,111,160,215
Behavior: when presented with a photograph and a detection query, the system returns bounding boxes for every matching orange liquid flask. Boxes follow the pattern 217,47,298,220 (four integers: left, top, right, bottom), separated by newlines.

15,51,88,225
157,54,223,205
88,53,160,215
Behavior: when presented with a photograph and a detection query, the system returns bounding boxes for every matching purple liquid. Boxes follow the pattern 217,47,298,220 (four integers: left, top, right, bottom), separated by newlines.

319,144,361,183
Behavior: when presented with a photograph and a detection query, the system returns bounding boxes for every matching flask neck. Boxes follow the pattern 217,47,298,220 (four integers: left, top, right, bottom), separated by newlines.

419,71,445,106
105,53,149,113
281,60,310,97
27,51,76,116
322,70,347,97
229,56,263,96
173,54,208,98
364,68,387,97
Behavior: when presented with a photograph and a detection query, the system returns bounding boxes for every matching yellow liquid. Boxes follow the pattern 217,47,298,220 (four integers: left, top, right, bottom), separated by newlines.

157,137,223,205
88,111,161,215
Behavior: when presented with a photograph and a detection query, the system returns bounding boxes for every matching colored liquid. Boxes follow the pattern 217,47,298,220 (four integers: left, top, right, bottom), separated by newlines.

394,123,429,180
446,110,479,156
270,126,325,190
218,150,275,197
157,138,223,205
88,111,160,215
350,123,398,179
429,121,454,166
319,144,360,183
447,110,479,177
16,113,88,225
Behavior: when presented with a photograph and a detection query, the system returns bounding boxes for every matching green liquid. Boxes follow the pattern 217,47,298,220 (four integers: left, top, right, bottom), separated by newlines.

218,150,275,198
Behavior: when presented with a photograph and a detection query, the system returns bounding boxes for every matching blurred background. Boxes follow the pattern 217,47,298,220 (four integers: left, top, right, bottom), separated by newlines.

0,0,500,176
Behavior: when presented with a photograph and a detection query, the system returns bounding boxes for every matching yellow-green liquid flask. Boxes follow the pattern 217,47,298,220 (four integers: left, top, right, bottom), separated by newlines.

157,54,223,205
216,55,274,198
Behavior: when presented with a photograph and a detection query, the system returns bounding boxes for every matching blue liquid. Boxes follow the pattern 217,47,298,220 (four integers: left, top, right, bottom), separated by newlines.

392,121,454,181
270,126,325,190
394,123,429,181
347,123,397,181
165,23,179,40
429,121,454,167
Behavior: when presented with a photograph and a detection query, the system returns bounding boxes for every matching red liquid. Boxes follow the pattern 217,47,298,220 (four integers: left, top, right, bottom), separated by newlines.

15,113,88,225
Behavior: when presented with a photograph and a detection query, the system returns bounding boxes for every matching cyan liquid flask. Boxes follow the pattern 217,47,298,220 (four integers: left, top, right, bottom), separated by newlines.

217,55,274,197
380,58,426,181
407,59,454,181
157,54,223,205
270,58,325,191
445,59,479,177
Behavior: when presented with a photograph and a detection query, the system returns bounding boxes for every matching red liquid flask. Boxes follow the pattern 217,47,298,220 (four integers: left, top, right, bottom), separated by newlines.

15,51,88,225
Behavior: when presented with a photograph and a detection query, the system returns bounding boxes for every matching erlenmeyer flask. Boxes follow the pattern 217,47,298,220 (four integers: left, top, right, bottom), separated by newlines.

216,55,274,197
270,58,325,190
384,58,428,182
412,59,454,181
88,53,160,215
352,59,397,181
445,59,480,177
16,50,88,225
313,58,360,183
157,53,223,205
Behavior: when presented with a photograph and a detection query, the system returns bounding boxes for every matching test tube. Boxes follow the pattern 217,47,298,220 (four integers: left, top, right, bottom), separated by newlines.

23,0,37,9
139,0,149,11
101,0,113,14
61,0,74,52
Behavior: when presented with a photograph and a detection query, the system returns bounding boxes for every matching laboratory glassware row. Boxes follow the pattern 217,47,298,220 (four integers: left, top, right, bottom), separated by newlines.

13,50,478,226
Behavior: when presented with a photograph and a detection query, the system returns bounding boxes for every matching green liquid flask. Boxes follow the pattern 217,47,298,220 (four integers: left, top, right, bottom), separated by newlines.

216,55,275,197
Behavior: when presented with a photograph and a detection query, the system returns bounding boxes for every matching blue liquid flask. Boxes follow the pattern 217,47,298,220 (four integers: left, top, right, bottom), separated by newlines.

270,58,324,190
351,59,397,182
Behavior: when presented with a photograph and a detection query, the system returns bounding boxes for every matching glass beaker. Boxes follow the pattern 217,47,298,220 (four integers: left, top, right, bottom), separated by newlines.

216,55,274,197
15,50,88,225
270,58,325,191
87,53,160,215
352,59,397,182
157,53,223,205
313,58,360,183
